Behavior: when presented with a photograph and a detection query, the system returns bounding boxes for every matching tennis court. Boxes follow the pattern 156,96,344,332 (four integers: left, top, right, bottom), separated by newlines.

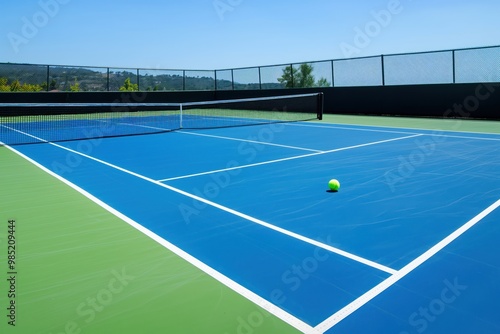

1,96,499,334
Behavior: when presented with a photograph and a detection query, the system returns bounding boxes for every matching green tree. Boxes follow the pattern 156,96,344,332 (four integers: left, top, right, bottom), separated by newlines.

10,80,21,91
10,80,21,92
49,79,58,91
0,77,9,91
70,78,80,92
119,77,138,91
21,83,43,92
277,65,298,88
295,63,315,88
278,63,316,88
316,77,330,87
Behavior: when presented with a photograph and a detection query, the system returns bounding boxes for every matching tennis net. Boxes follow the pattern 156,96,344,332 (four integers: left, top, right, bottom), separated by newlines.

0,93,323,145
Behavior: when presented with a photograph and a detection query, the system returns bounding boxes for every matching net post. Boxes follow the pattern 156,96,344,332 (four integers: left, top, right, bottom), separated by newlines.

317,92,324,120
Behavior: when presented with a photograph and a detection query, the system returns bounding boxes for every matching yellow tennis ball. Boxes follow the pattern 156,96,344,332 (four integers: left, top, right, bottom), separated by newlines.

328,179,340,191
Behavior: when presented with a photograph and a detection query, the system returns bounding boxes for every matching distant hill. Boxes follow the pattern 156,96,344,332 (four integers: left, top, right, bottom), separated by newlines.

0,64,284,92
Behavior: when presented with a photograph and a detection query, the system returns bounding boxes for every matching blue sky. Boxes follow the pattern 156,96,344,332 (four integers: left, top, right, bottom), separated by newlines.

1,0,499,70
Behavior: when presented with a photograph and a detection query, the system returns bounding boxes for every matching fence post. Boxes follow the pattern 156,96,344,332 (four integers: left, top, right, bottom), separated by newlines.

183,70,186,90
331,60,335,87
46,65,50,91
381,55,386,86
258,66,262,90
231,69,234,90
136,69,140,91
290,64,294,88
452,50,456,84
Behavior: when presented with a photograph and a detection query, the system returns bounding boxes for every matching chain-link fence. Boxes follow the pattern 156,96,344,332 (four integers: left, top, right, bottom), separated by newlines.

1,45,498,92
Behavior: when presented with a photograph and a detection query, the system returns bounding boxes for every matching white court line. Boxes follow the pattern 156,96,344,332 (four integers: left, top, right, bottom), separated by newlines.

88,118,500,143
1,143,315,334
96,120,323,152
177,130,324,153
99,118,500,142
159,134,423,182
313,198,500,334
421,133,500,142
287,122,422,136
2,124,397,276
291,121,500,141
9,122,496,332
94,119,175,132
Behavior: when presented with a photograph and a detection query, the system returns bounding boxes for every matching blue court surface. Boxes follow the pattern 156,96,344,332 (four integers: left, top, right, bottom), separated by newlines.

5,119,500,333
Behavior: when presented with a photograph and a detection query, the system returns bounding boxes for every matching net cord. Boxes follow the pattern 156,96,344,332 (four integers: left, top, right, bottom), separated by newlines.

0,93,322,109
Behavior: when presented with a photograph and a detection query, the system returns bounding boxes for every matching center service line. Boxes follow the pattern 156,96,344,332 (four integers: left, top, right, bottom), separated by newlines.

159,133,423,182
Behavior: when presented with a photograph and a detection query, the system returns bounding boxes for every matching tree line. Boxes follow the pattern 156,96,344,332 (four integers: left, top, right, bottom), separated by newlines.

0,63,331,92
0,77,134,92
